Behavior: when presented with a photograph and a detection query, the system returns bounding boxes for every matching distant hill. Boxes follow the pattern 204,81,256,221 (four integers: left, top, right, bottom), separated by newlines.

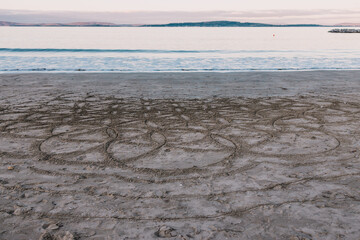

0,21,17,26
0,20,335,27
0,21,131,27
141,21,325,27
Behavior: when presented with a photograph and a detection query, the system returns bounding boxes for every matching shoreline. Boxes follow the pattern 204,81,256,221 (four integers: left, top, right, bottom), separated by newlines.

1,68,360,74
1,70,360,99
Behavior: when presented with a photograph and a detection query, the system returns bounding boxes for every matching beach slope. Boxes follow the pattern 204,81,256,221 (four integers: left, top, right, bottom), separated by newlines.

1,71,360,239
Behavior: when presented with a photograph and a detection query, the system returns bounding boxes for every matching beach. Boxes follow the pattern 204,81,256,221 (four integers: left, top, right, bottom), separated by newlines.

1,71,360,239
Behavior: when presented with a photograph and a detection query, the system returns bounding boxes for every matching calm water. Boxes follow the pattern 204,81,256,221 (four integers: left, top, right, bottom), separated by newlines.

1,27,360,72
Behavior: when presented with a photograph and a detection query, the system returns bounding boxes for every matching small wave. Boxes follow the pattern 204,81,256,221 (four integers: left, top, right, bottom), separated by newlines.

0,48,344,54
0,48,222,53
1,67,358,73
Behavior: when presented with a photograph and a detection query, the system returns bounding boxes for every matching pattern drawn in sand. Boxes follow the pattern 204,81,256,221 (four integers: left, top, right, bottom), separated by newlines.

1,94,360,239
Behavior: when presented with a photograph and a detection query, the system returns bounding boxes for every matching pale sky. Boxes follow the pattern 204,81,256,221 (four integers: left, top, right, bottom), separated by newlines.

2,0,360,12
1,0,360,24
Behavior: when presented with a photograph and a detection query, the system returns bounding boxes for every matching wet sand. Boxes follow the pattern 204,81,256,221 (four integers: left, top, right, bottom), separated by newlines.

1,71,360,239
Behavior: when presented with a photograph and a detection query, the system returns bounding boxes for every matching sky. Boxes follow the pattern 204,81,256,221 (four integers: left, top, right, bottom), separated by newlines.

1,0,360,24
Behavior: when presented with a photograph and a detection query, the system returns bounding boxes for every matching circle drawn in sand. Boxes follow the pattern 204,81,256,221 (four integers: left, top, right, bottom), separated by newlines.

129,148,230,170
40,136,101,154
250,131,339,155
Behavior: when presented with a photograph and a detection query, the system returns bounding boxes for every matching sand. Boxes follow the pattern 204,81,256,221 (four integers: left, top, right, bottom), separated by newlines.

0,71,360,239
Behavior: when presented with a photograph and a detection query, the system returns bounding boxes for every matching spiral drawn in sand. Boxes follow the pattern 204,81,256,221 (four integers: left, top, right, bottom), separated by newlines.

1,94,360,239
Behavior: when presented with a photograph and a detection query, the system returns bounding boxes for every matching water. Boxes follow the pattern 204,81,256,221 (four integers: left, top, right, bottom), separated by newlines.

1,27,360,72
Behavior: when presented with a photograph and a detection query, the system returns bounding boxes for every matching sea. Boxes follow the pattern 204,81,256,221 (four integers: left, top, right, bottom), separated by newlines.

0,27,360,72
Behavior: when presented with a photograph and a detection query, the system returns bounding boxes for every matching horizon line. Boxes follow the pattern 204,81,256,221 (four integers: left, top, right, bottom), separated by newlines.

1,20,360,26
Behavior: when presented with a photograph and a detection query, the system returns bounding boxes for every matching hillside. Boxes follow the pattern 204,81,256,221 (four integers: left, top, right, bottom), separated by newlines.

141,21,324,27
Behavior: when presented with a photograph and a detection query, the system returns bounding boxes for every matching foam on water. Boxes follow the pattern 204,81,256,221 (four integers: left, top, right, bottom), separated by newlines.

1,27,360,72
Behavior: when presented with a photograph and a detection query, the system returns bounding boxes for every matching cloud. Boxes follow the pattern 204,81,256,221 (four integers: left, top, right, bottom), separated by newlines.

0,9,359,25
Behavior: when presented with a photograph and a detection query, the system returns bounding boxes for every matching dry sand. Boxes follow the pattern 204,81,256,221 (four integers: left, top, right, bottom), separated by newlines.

0,71,360,239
